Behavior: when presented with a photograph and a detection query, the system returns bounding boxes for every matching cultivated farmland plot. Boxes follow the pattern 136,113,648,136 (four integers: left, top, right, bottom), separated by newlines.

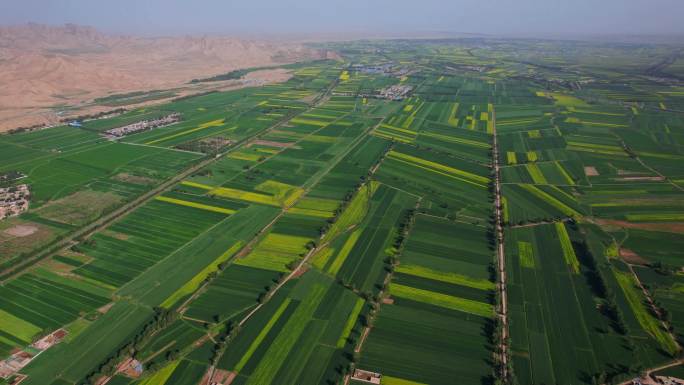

1,38,684,385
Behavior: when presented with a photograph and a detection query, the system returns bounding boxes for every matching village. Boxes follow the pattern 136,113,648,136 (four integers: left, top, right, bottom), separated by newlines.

103,113,182,138
0,184,30,220
331,63,416,101
332,84,414,100
377,84,414,100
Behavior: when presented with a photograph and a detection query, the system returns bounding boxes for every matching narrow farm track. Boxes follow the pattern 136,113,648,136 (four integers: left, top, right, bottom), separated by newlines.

8,39,684,385
509,217,572,229
1,155,212,282
0,83,334,283
224,132,388,318
617,138,684,193
94,80,346,383
491,105,510,380
627,263,681,351
178,115,373,316
15,79,343,281
194,119,392,368
617,359,684,385
131,107,355,304
119,140,206,155
344,197,422,385
634,155,684,193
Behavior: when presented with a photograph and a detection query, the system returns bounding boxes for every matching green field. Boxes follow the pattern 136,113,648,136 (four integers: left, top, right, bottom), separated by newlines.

1,38,683,385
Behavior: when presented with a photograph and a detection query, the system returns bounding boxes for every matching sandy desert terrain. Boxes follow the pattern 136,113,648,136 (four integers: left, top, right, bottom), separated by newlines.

0,23,329,131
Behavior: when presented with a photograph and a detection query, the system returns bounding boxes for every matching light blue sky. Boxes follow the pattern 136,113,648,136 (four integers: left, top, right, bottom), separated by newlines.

1,0,682,38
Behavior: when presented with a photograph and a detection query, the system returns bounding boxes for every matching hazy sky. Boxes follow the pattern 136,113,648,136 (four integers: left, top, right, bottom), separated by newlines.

1,0,683,38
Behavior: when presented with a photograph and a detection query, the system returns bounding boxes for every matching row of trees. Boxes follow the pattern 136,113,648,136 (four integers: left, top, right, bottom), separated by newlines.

335,207,418,383
60,107,127,125
318,179,365,238
208,321,240,366
565,226,677,383
6,123,49,134
489,161,514,385
83,245,257,383
256,272,288,304
573,238,631,337
490,291,515,385
84,308,178,384
319,142,393,239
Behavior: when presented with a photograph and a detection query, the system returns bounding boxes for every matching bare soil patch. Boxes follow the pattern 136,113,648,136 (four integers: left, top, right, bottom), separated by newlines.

201,368,234,385
0,24,328,132
291,266,308,279
251,140,296,148
42,258,76,273
594,218,684,234
102,230,130,241
617,170,644,175
223,371,238,385
113,173,157,186
584,166,599,176
243,68,293,83
355,327,372,353
35,190,123,226
0,220,56,261
97,302,115,314
193,334,211,348
234,246,253,260
199,369,212,385
619,248,650,265
117,358,143,379
612,198,682,205
3,224,38,237
616,176,665,182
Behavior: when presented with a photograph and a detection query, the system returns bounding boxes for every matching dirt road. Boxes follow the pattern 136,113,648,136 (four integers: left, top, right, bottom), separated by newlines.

492,106,510,379
0,98,306,282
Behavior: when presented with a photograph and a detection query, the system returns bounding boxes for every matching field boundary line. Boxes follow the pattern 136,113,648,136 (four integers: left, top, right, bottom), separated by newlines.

0,100,306,282
119,140,206,155
627,263,681,352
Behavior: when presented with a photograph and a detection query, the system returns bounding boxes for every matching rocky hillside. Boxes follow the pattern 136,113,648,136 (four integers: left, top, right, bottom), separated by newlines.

0,23,327,131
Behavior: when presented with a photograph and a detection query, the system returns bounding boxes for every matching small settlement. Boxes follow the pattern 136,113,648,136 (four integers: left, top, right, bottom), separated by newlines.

104,113,181,138
377,84,413,100
0,184,30,220
0,329,67,383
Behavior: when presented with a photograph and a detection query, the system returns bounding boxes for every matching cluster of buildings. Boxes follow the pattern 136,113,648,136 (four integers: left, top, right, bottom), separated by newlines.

116,358,144,379
446,64,488,73
351,63,415,77
378,84,414,100
331,63,416,100
104,113,181,138
333,84,414,100
351,63,394,75
0,184,30,220
0,329,67,382
351,369,382,384
631,375,684,385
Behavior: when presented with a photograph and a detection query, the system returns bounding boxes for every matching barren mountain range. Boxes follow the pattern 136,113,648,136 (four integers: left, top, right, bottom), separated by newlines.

0,23,329,132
